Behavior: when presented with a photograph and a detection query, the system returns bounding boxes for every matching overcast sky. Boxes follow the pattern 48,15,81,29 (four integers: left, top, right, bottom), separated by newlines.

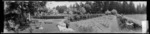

45,1,146,9
133,1,147,8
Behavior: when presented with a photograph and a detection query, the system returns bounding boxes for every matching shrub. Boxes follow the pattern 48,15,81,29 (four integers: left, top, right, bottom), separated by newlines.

117,16,142,31
68,14,102,22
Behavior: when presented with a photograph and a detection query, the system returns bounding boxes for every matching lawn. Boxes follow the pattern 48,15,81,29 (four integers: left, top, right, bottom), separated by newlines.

69,15,119,33
69,14,144,33
124,14,147,21
5,14,146,33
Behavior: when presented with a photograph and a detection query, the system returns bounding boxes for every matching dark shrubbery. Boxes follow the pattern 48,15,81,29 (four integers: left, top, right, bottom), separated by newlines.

32,16,65,19
81,1,146,14
4,1,46,33
117,16,142,31
69,14,102,22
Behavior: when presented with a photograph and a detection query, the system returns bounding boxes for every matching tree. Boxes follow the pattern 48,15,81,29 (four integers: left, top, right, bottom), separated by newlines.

56,6,68,13
76,7,86,15
82,1,92,14
84,1,104,14
114,1,124,14
4,1,47,33
135,3,146,14
128,1,136,14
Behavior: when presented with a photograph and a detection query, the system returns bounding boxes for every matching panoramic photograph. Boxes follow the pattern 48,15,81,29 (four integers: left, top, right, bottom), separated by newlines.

3,1,148,33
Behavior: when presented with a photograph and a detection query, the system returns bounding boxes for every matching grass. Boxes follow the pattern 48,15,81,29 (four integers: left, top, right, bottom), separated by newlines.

29,14,146,33
69,14,145,33
124,14,147,21
6,14,145,33
69,15,118,33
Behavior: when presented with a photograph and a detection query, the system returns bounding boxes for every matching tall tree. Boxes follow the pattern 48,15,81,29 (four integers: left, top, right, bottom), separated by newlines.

82,1,92,14
4,1,47,32
56,5,68,13
128,1,136,14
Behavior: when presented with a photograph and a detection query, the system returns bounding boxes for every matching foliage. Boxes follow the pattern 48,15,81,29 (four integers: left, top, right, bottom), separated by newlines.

117,16,142,31
4,1,47,32
56,6,68,13
81,1,146,14
69,14,102,22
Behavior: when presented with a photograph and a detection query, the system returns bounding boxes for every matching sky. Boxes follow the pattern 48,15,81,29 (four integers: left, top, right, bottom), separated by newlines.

133,1,147,8
46,1,147,9
120,1,147,8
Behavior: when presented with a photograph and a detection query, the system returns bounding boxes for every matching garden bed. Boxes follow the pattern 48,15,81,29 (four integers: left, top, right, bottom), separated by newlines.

32,16,65,19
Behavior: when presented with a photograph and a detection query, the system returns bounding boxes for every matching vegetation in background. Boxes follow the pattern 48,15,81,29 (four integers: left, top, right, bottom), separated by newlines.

4,1,146,33
54,1,146,14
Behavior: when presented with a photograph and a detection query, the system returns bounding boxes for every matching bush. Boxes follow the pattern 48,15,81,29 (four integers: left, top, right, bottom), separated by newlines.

117,16,142,31
68,14,102,22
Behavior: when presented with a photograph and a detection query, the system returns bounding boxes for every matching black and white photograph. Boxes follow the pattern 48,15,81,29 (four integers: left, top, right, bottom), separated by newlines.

3,1,148,33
